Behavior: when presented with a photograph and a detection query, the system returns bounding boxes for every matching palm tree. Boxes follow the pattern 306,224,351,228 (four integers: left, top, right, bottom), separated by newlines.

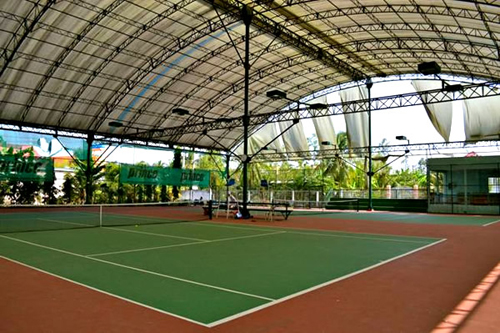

322,131,351,190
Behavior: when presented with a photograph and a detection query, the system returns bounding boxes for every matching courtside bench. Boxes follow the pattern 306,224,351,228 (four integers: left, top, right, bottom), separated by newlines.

203,201,293,220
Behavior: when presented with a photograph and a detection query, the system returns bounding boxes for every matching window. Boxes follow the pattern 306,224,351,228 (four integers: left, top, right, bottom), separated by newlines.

488,177,500,194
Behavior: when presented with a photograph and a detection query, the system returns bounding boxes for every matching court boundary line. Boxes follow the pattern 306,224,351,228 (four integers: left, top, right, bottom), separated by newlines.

291,210,500,225
483,219,500,227
88,230,286,257
38,218,94,228
103,226,207,242
190,221,437,243
103,213,196,224
0,255,211,328
0,230,446,328
0,234,275,304
87,240,208,257
207,238,447,327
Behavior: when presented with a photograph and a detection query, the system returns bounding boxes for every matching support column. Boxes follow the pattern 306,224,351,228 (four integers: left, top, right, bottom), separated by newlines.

366,78,373,211
241,5,252,216
225,154,230,210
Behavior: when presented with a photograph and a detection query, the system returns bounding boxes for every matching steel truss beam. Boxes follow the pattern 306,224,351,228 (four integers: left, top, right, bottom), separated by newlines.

205,0,367,81
251,140,500,162
0,0,56,78
151,82,500,139
89,7,239,133
288,3,499,27
0,122,228,158
166,53,320,142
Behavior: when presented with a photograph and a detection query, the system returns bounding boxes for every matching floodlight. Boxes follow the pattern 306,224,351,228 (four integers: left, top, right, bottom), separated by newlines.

308,103,328,110
108,121,123,128
172,108,190,116
266,89,287,100
395,135,407,141
321,141,332,145
218,117,232,123
443,84,463,92
418,61,441,75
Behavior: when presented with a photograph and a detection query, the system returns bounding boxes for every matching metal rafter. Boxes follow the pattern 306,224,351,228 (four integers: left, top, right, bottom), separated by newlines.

284,3,499,26
165,53,319,142
475,2,500,59
261,0,384,77
250,140,500,162
55,0,199,128
409,0,473,78
88,10,240,132
19,0,126,123
151,82,500,138
0,0,56,78
205,0,368,81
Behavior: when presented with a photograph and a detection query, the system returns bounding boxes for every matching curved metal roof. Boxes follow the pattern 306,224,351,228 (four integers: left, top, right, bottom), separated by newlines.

1,0,499,151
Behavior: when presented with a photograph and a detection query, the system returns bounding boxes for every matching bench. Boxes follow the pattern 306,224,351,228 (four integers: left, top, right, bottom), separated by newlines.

203,201,293,221
246,205,293,221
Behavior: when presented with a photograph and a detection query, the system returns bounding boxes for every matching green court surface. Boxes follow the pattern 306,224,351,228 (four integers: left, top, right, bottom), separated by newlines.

292,210,500,226
0,221,443,326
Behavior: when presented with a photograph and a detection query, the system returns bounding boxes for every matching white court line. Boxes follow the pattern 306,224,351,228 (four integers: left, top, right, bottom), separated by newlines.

104,214,186,223
88,241,209,257
88,231,287,257
285,230,431,244
190,221,435,244
37,218,93,228
103,226,207,242
207,238,447,327
0,234,274,303
0,255,211,328
0,232,447,328
483,219,500,227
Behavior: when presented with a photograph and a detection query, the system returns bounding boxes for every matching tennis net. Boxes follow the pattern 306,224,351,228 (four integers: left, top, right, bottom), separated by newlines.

0,201,207,233
279,199,360,217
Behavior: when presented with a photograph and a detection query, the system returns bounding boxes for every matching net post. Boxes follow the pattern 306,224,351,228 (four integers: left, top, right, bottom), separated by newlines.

356,199,360,212
99,204,103,227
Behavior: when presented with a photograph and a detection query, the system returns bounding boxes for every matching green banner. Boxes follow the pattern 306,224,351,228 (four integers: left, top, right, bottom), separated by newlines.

120,164,210,187
0,156,54,181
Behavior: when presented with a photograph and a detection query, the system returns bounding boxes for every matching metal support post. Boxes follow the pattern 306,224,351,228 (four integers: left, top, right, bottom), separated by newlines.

366,78,373,211
242,5,252,216
225,154,230,211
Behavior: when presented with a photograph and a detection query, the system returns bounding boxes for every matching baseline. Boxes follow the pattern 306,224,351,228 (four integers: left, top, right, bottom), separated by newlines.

208,238,447,327
0,234,274,303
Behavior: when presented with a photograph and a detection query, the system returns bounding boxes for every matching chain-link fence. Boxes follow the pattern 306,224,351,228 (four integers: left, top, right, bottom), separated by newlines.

210,186,427,206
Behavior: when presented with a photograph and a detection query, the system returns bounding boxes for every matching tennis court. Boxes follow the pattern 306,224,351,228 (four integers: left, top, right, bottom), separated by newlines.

0,203,444,327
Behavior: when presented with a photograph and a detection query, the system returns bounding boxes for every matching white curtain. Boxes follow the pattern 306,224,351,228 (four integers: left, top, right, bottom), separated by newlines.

340,86,368,151
235,122,283,156
412,80,453,142
310,95,336,150
278,119,310,153
463,96,500,141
